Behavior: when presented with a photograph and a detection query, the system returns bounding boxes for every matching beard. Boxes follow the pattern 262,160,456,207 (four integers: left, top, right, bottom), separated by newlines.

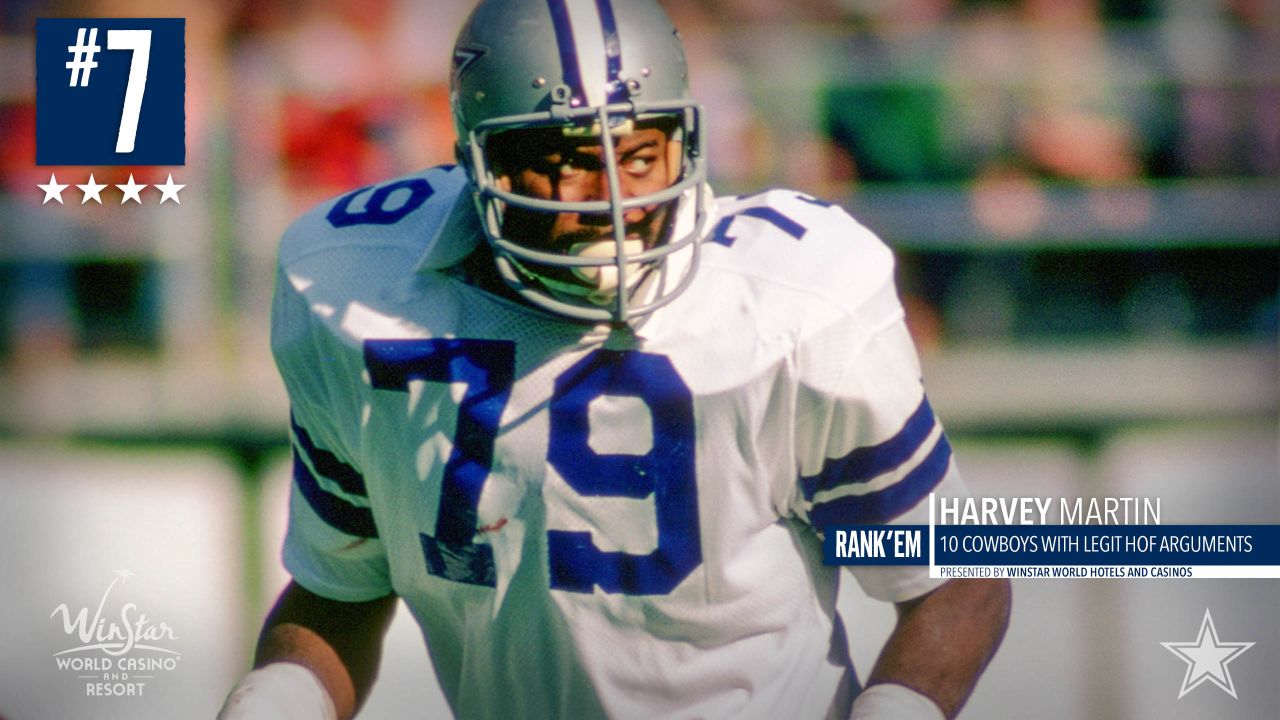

502,200,673,253
498,200,676,300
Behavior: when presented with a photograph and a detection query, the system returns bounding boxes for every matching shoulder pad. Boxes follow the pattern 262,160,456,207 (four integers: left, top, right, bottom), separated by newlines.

702,189,897,317
279,165,474,271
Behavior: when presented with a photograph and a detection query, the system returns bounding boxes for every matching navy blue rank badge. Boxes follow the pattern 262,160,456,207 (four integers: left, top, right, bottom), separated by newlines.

36,18,185,166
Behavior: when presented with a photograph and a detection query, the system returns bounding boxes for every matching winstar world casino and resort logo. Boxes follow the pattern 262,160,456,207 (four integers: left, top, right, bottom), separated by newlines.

49,570,181,698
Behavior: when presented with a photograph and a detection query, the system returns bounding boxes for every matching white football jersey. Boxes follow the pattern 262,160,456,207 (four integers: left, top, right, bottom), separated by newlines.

272,165,968,719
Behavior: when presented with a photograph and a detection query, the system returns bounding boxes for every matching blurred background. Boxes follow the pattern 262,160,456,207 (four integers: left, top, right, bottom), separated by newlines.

0,0,1276,718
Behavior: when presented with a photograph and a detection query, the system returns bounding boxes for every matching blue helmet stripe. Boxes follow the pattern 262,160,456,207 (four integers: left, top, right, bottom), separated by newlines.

593,0,626,102
547,0,626,107
546,0,587,105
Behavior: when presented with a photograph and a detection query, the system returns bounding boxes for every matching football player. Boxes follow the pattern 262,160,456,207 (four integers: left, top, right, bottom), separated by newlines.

220,1,1010,718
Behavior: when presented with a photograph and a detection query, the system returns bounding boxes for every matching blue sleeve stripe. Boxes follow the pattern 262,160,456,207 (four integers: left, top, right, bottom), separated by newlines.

807,433,951,528
800,396,936,502
293,451,380,539
290,413,368,497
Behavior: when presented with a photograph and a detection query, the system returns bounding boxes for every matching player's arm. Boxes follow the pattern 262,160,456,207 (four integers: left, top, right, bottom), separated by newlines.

258,581,398,717
857,577,1011,720
220,582,397,720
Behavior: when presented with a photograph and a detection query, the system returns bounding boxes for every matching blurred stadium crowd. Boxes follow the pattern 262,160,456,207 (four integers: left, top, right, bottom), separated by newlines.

0,2,1275,718
0,0,1275,389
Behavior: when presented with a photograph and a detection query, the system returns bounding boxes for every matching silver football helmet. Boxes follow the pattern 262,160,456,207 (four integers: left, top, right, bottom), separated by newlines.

450,0,709,323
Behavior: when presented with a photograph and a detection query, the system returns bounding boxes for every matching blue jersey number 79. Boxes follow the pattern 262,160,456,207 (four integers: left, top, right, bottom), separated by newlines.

364,339,702,596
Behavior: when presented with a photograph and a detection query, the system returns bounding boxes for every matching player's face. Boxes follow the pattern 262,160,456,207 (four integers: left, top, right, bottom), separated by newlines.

492,124,682,253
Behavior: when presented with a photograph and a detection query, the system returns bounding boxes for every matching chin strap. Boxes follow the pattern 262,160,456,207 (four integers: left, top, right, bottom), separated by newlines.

505,237,651,308
486,182,711,322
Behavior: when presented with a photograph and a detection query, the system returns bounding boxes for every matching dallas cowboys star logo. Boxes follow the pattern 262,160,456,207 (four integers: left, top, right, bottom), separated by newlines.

1160,608,1255,699
453,44,487,78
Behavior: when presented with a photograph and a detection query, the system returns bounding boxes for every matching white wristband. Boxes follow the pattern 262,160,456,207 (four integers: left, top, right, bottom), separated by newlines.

218,662,338,720
850,683,946,720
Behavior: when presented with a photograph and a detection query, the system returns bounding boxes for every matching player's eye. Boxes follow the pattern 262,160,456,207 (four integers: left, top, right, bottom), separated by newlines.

528,154,562,176
622,155,656,176
536,153,600,179
558,158,583,178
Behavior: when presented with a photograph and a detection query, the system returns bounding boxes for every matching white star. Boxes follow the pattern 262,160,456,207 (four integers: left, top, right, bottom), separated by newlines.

114,569,136,584
116,173,146,204
38,173,68,204
155,173,186,205
77,173,107,204
1161,608,1254,699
